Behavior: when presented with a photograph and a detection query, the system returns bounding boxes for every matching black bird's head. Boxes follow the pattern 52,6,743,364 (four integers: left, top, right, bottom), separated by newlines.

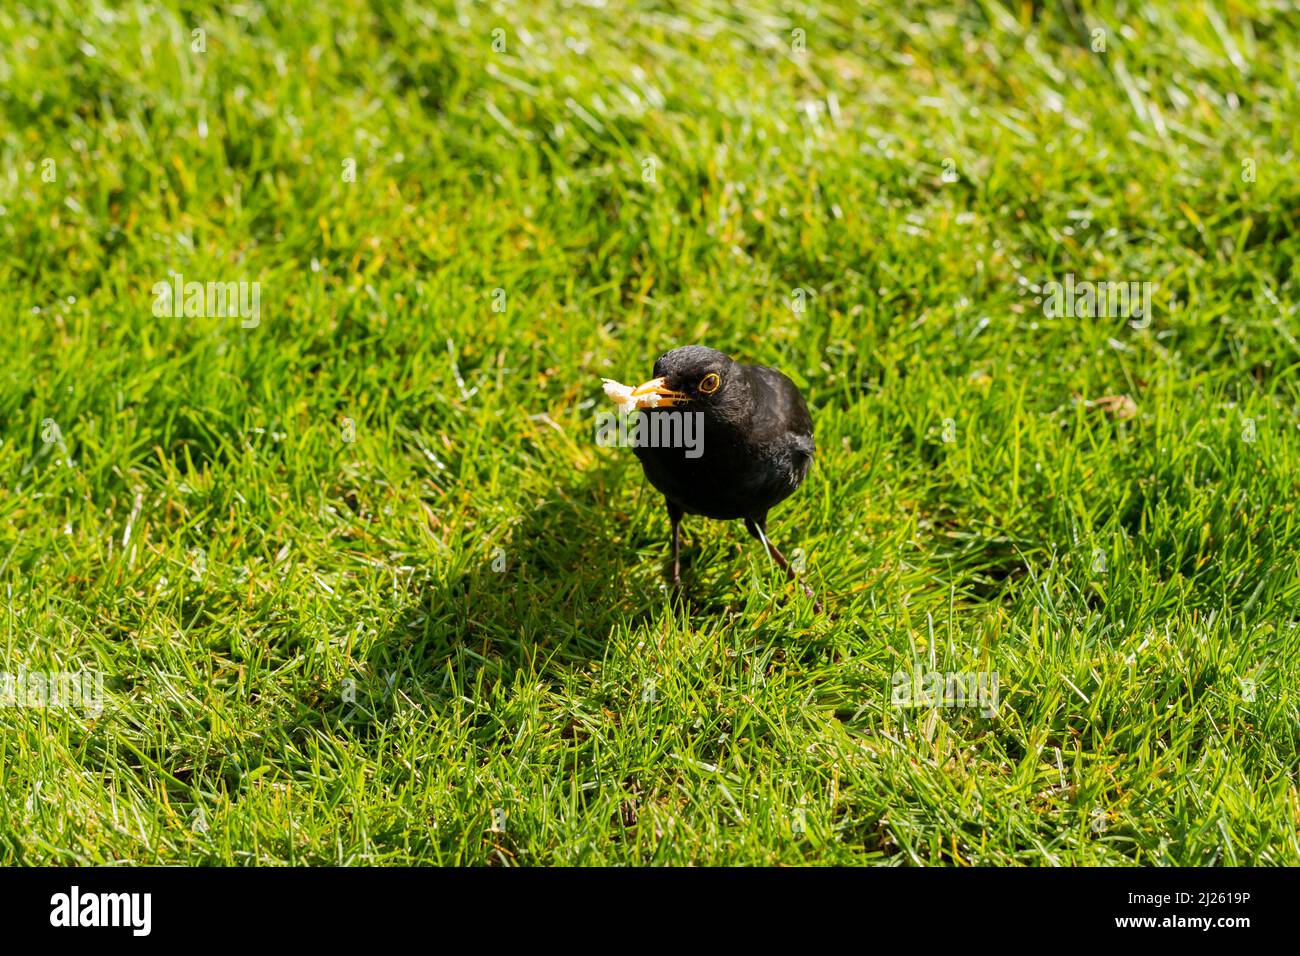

631,345,747,413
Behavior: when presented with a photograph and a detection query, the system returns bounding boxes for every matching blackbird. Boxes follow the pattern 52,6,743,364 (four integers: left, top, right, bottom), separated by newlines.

611,345,819,610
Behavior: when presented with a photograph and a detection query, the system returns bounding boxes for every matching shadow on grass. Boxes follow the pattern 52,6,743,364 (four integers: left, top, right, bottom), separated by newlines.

248,460,757,785
359,461,731,703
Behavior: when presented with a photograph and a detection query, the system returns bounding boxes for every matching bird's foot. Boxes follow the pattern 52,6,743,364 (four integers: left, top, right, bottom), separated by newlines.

667,559,682,589
667,578,690,613
799,582,822,615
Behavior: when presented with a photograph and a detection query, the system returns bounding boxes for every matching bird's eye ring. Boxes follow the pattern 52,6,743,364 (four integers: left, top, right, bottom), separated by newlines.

699,373,721,394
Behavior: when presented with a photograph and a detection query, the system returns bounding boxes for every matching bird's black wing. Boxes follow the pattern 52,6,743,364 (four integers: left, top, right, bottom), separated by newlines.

746,364,815,457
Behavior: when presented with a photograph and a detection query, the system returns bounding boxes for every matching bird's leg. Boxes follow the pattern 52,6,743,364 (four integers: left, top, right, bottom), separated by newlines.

744,517,821,613
667,501,684,589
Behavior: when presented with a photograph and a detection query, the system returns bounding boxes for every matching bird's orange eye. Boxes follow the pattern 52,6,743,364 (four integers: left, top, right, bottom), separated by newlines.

699,373,721,394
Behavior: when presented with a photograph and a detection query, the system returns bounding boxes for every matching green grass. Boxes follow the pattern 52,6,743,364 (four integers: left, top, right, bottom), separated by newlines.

2,0,1298,865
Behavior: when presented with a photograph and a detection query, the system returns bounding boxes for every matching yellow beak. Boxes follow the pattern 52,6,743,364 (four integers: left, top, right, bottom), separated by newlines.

631,376,689,408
